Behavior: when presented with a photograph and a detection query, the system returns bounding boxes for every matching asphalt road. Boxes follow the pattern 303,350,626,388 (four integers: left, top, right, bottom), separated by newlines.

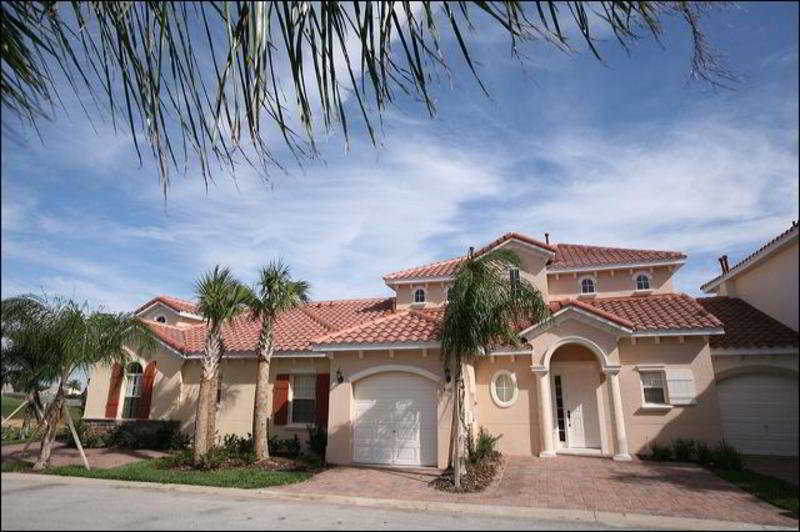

1,475,631,530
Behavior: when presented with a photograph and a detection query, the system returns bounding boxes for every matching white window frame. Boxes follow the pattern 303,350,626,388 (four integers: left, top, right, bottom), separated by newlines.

125,363,143,398
490,370,518,408
412,287,427,304
633,271,653,293
287,373,317,427
636,365,671,411
578,275,597,297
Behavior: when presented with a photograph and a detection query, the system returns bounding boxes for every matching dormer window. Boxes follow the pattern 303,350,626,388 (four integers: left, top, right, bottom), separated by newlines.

635,274,651,291
413,288,426,303
580,277,596,295
155,315,166,323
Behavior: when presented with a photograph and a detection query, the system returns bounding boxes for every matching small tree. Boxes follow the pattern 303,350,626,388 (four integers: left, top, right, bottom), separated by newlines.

440,248,549,488
192,266,252,462
1,295,157,469
246,260,310,461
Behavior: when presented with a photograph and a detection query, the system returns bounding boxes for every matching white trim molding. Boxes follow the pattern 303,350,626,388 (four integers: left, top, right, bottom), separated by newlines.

312,341,440,352
710,346,799,356
547,259,686,275
541,336,611,370
631,328,724,337
384,275,453,286
349,364,441,383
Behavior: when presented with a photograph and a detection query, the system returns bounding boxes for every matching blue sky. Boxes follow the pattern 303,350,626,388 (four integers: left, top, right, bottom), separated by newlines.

2,2,798,312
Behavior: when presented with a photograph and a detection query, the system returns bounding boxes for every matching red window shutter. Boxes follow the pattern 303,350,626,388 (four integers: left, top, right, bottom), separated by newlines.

137,361,158,419
273,374,290,425
315,373,330,428
104,363,124,418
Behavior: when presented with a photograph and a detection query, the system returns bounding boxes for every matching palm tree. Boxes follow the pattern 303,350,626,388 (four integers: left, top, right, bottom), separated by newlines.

1,295,157,469
192,265,253,461
1,2,732,197
440,248,549,488
246,260,310,460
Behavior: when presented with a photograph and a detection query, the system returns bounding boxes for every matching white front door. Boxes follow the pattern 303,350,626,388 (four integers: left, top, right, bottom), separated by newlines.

551,366,601,449
352,372,437,466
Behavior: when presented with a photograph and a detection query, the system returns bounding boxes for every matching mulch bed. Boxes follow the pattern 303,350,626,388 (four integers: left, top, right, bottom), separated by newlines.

431,452,502,493
162,454,324,473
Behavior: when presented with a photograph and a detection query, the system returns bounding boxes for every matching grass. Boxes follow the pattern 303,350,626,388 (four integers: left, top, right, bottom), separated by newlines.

715,468,799,518
2,457,312,489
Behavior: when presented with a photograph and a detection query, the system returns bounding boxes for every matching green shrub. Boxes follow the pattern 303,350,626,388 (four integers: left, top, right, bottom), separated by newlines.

268,435,285,455
712,441,744,471
306,424,327,459
649,442,673,461
285,434,301,458
158,448,194,469
467,427,502,464
2,425,23,441
694,441,713,466
672,438,696,462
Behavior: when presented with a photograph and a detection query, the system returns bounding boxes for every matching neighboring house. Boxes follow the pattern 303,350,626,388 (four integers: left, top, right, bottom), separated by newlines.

699,222,799,456
83,231,794,467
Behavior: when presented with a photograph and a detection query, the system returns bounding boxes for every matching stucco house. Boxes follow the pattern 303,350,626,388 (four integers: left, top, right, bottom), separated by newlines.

84,231,798,467
698,222,799,456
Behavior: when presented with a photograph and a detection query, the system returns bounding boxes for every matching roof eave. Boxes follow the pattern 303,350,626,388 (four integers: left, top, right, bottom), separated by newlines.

548,259,686,275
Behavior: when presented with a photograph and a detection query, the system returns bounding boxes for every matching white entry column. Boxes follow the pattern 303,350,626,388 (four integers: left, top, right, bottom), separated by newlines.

605,366,632,461
532,366,555,457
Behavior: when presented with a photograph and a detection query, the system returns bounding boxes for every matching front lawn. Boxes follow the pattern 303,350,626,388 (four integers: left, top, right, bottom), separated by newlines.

715,468,799,518
2,458,312,489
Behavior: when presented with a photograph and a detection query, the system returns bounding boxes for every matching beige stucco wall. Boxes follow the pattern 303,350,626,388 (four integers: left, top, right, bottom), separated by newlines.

547,266,675,300
712,352,799,379
528,318,622,368
718,240,799,331
618,336,723,454
84,344,184,420
473,356,540,456
395,282,447,310
325,349,453,469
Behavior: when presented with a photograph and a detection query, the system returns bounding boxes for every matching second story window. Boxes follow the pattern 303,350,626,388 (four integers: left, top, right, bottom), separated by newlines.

636,274,651,291
509,268,520,290
413,288,426,303
580,277,596,295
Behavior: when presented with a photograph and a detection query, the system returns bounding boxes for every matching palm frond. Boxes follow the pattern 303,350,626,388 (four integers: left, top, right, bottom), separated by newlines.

1,1,734,198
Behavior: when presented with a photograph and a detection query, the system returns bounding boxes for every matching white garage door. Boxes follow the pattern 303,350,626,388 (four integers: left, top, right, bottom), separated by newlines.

717,373,799,456
353,372,437,466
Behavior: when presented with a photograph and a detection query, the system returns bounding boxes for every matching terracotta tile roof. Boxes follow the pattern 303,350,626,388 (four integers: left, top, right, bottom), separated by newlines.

701,222,799,291
314,309,444,345
142,297,396,355
134,295,199,315
548,244,686,271
549,294,722,331
383,233,684,281
696,297,799,349
548,299,635,329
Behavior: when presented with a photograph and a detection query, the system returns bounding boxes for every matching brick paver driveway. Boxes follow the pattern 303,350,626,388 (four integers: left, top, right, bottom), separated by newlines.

276,455,798,527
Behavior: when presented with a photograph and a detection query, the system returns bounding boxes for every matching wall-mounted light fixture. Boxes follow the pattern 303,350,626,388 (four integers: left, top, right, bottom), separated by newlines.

336,368,344,384
444,367,451,383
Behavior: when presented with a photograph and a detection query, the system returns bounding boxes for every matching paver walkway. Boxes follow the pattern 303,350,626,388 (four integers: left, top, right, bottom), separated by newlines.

275,455,798,527
1,441,167,468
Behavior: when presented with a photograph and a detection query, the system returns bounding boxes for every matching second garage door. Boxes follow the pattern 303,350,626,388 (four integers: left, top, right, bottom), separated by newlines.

716,373,799,456
352,371,437,466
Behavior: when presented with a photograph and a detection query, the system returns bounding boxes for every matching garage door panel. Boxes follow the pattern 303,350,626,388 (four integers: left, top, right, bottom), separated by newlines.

717,373,798,456
353,372,437,466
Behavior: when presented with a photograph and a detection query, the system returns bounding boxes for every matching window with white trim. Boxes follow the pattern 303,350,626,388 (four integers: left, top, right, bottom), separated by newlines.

413,288,426,303
640,371,668,405
490,370,518,407
122,362,143,418
635,273,651,291
289,374,316,424
580,277,596,294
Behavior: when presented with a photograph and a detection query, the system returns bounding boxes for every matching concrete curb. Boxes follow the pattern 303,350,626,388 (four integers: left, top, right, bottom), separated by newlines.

2,472,797,531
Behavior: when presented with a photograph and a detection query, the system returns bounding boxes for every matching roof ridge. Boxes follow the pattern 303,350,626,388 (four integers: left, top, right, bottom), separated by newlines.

556,242,686,255
384,256,465,279
297,305,338,331
306,296,394,305
313,310,410,343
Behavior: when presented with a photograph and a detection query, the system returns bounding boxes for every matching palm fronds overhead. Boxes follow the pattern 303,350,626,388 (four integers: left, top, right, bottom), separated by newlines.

1,2,734,197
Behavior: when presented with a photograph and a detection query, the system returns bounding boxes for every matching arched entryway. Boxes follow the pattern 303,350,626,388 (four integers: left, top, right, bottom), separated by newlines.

548,343,607,455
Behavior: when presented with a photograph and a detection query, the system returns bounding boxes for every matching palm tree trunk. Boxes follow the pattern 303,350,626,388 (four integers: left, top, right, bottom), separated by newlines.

194,329,222,462
452,353,464,489
33,388,64,470
206,368,218,447
253,324,273,460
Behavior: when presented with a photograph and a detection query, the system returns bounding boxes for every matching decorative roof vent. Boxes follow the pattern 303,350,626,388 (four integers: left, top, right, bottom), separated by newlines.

544,232,550,245
718,255,730,273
